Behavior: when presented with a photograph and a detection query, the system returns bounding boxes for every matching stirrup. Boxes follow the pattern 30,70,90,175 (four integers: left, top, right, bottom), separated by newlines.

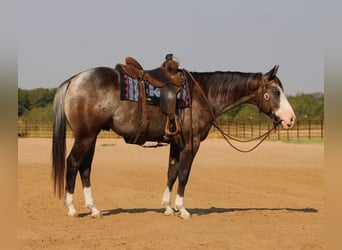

164,116,180,137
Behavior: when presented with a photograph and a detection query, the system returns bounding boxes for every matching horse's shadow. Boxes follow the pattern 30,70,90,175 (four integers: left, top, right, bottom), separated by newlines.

79,206,318,217
188,207,318,215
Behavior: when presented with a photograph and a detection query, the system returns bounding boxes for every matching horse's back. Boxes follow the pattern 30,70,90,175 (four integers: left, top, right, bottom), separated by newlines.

66,67,120,90
64,67,120,136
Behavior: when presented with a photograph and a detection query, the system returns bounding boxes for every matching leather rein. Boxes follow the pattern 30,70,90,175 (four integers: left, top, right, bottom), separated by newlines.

183,69,281,153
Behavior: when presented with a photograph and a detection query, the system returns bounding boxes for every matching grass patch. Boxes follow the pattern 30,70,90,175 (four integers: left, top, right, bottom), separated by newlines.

100,143,116,147
282,138,324,144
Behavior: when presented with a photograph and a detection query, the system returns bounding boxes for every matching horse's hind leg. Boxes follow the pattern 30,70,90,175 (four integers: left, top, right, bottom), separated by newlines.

79,140,101,217
65,136,97,217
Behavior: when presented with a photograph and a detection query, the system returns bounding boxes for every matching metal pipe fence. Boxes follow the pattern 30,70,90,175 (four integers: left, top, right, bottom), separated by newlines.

18,119,324,140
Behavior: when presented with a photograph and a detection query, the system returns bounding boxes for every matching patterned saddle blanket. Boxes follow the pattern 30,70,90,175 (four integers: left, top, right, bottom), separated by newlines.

120,72,191,108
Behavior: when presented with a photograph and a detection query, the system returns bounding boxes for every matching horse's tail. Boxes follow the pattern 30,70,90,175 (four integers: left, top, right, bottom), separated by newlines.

52,80,70,199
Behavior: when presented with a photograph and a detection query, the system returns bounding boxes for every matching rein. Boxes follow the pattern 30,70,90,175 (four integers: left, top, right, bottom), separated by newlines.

183,69,280,153
212,121,280,153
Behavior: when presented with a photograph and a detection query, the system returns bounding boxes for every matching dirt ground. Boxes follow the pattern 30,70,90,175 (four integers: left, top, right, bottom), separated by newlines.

18,138,324,249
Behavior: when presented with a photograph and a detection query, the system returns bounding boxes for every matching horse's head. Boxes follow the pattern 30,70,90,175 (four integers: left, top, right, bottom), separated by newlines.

256,66,296,129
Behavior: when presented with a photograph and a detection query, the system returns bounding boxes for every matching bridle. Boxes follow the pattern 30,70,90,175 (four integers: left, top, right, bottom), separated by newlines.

184,69,281,153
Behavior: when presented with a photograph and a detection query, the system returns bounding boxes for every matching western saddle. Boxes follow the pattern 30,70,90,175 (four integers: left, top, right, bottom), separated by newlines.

116,54,185,140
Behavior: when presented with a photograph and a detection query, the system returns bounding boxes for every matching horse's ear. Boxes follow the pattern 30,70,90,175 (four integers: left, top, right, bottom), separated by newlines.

264,65,279,80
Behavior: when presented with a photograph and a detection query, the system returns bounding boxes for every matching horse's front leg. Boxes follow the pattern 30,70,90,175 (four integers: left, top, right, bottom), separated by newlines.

174,141,200,219
174,163,192,219
162,143,180,216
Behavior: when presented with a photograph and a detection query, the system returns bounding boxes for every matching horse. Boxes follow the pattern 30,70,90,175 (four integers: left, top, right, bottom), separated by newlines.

52,63,295,218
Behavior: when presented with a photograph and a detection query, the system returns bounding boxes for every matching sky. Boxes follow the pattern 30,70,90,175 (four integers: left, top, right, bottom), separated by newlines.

17,0,324,96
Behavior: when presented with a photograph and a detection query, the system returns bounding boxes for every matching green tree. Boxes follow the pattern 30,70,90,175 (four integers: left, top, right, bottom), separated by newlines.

27,88,56,108
288,92,324,122
235,104,271,122
18,87,57,117
18,88,30,116
26,104,53,122
224,105,245,119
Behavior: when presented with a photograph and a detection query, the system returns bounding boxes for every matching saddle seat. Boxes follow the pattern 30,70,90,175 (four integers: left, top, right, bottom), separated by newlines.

116,56,184,90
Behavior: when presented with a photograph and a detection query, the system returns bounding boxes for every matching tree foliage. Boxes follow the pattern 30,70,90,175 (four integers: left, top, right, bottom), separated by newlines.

287,92,324,121
18,88,30,116
18,87,324,123
18,88,56,120
223,104,271,122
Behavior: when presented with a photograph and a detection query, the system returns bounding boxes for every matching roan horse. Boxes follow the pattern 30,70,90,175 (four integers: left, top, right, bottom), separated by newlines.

52,62,295,218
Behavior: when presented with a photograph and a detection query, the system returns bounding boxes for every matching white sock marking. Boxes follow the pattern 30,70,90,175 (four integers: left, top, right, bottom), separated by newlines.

175,194,191,218
162,187,171,206
162,187,174,215
83,187,100,217
64,192,77,216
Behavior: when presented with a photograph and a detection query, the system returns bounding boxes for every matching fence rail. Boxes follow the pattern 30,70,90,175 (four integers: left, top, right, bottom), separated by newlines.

18,119,324,140
210,119,324,141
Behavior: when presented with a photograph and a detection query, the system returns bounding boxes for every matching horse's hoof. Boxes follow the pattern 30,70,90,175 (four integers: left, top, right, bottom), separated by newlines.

164,208,175,216
175,208,191,219
67,211,79,217
179,213,191,219
91,211,102,218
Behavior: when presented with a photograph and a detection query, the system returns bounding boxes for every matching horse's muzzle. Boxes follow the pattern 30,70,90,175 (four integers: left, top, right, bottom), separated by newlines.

273,114,296,130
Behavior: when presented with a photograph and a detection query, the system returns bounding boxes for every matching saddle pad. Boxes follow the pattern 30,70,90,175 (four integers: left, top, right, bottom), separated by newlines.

120,72,190,108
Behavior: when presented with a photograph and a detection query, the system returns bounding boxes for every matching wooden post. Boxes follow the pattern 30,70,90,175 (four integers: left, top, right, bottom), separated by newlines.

308,120,311,140
297,121,300,139
321,119,324,139
277,126,280,140
235,121,238,137
227,119,229,134
25,120,28,137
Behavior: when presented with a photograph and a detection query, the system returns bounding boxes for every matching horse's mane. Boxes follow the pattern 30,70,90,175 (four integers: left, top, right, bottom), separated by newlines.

189,71,262,101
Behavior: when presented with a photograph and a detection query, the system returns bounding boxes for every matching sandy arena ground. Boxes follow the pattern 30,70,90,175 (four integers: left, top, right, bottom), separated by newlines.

18,138,324,249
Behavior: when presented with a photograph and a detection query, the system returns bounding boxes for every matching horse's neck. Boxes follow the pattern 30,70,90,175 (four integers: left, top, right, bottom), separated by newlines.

194,71,261,117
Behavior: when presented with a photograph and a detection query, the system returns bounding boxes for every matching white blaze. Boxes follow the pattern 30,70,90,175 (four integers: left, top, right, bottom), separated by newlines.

275,87,296,129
